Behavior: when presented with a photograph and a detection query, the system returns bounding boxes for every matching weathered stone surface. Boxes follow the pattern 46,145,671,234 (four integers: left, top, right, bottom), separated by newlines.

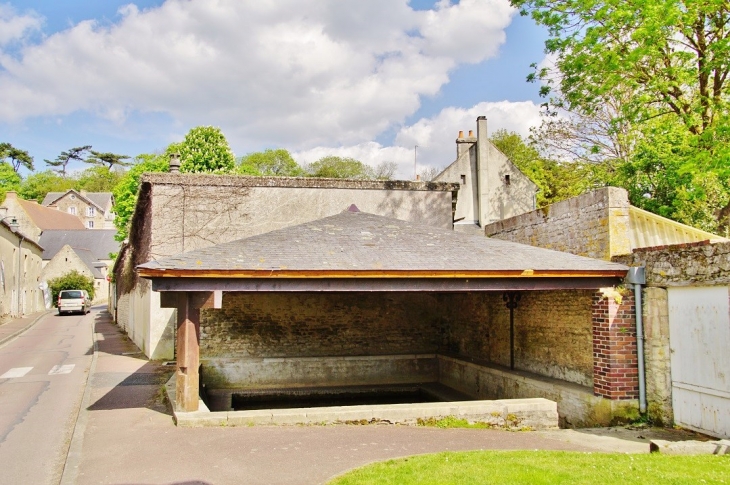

614,241,730,287
485,187,630,260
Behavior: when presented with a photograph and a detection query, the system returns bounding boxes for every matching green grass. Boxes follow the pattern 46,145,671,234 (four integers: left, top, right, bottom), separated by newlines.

328,450,730,485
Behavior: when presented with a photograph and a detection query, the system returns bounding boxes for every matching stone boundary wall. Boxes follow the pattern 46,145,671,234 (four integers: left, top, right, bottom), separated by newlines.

613,240,730,287
485,187,631,260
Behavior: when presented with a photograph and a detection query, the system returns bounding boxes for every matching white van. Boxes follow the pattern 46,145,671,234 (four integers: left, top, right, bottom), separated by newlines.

57,290,92,315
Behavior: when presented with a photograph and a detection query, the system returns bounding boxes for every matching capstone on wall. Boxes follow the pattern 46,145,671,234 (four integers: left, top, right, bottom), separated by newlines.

613,240,730,287
485,187,632,261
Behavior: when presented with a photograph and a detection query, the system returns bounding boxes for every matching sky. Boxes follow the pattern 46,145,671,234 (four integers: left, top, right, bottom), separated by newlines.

0,0,548,179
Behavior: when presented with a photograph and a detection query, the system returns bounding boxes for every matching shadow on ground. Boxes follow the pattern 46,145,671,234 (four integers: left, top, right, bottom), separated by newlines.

87,311,173,414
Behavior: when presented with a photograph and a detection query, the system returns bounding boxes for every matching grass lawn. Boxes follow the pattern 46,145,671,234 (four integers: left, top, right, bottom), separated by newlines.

328,450,730,485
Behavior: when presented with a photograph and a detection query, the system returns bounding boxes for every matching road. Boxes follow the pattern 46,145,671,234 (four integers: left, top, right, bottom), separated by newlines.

0,307,95,485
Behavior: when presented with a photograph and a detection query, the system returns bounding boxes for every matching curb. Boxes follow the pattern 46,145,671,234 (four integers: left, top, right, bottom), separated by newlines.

59,311,101,485
0,310,52,348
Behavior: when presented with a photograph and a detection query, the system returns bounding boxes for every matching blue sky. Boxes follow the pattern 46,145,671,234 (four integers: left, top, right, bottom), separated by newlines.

0,0,548,178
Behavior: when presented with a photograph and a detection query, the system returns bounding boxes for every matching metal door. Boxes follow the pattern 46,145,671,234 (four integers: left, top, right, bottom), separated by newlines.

668,286,730,438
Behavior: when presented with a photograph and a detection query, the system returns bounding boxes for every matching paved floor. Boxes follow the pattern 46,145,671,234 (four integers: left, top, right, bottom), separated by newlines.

0,309,710,485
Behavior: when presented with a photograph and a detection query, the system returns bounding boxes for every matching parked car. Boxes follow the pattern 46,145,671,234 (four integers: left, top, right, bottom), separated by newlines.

57,290,92,315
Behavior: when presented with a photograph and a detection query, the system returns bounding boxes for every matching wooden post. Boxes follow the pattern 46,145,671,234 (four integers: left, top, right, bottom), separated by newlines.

160,290,222,413
176,293,201,412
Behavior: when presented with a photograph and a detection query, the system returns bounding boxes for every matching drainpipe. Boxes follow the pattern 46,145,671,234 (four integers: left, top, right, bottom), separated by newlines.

626,266,647,414
17,234,24,316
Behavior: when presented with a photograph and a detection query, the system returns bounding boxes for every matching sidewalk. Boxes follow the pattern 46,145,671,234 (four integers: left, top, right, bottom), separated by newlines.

65,311,708,485
0,310,50,347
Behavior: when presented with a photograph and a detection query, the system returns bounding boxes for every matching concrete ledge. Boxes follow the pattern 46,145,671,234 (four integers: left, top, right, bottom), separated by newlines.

167,376,558,429
650,439,730,455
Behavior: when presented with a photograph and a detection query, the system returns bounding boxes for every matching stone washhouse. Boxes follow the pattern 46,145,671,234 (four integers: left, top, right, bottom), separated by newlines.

138,207,637,426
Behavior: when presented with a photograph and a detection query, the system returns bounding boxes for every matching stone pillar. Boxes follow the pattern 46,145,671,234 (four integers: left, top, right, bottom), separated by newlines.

643,287,674,425
592,288,639,400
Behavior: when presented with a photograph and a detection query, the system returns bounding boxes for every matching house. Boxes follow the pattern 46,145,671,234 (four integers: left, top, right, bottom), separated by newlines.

1,191,85,242
0,216,45,321
434,116,538,233
39,229,119,302
138,207,635,426
42,190,115,230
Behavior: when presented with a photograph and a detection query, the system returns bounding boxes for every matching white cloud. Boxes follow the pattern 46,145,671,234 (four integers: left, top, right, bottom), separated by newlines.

0,0,515,151
0,4,42,46
294,100,543,179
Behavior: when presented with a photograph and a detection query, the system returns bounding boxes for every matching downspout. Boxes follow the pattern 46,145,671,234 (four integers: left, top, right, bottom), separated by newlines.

626,266,647,414
17,234,24,316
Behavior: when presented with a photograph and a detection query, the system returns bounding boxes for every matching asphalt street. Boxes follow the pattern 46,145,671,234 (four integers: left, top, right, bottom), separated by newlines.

0,308,94,485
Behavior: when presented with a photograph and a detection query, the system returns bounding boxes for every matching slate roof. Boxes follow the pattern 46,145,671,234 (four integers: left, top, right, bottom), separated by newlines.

17,198,85,230
39,229,119,260
42,191,113,211
72,247,105,279
138,208,627,278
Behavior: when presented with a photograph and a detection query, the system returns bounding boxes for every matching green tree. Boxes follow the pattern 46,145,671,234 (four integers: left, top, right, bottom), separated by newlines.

238,149,302,176
0,162,22,203
18,170,76,202
48,270,95,306
86,151,132,170
45,145,91,177
168,126,235,173
512,0,730,137
76,165,125,192
112,154,169,242
490,129,604,208
305,156,374,179
0,143,34,173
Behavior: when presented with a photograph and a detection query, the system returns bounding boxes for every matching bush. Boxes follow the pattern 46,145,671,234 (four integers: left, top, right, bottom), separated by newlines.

48,270,95,306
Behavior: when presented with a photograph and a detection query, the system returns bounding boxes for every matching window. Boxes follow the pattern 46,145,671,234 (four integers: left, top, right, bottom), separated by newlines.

87,207,96,217
460,174,466,185
87,220,94,229
68,206,77,215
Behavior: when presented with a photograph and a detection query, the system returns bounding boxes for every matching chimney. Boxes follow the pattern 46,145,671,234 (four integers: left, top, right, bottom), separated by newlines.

169,153,181,173
456,128,475,158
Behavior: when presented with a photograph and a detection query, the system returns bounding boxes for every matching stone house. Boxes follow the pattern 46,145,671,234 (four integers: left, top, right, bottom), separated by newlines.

39,229,119,303
434,116,538,233
42,190,115,230
1,191,85,241
0,217,45,321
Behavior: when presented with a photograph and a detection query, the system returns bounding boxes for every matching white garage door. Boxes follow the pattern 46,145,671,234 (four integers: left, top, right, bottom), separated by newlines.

668,286,730,438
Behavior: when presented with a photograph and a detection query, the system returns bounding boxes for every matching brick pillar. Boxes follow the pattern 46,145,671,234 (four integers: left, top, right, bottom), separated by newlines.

592,288,639,400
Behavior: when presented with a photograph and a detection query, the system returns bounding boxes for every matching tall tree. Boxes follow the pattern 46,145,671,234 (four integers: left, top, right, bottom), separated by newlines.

305,156,374,179
238,149,302,176
512,0,730,136
86,151,132,170
45,145,91,177
0,142,34,173
167,126,235,173
0,162,22,203
19,170,76,203
112,154,169,242
76,165,125,192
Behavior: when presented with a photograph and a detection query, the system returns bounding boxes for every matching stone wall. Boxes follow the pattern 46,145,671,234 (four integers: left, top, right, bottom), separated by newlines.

199,290,595,389
614,240,730,287
485,187,631,260
49,194,108,229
